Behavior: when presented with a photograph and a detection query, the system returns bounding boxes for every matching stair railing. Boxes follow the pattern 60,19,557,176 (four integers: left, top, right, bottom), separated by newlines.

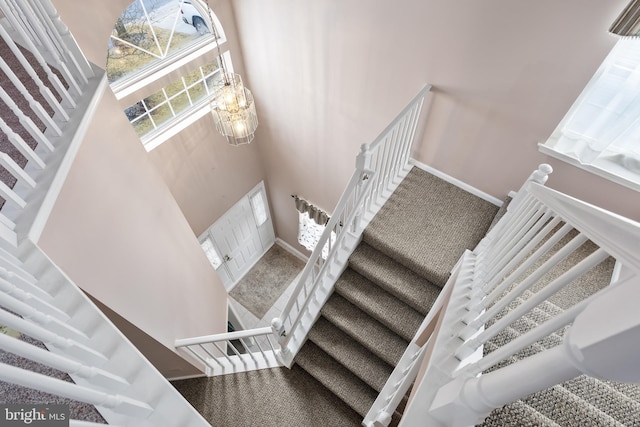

0,2,211,425
368,164,640,426
273,84,432,365
175,327,281,375
176,84,433,372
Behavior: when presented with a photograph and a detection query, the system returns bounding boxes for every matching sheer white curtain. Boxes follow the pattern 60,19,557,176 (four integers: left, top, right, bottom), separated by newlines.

293,195,334,259
544,38,640,175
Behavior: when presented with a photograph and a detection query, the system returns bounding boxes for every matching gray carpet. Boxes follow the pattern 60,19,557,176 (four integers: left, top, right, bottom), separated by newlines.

363,167,500,287
172,166,639,427
229,244,304,319
293,166,499,421
171,365,363,426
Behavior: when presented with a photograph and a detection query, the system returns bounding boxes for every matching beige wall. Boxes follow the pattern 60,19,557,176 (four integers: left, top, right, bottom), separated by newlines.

54,0,267,236
231,0,639,253
41,0,232,377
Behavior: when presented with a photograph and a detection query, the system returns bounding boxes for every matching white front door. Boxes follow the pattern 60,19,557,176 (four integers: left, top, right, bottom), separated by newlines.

199,182,276,289
212,197,263,281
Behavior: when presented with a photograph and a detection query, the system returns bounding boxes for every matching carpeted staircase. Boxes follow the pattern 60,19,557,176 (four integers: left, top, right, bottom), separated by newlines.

293,166,500,420
174,166,640,426
480,290,640,426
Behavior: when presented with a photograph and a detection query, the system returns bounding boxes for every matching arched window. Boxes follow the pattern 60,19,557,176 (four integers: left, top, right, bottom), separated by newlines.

106,0,232,151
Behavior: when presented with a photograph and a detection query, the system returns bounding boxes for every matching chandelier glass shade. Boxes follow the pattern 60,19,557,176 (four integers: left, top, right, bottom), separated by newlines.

204,0,258,146
210,72,258,146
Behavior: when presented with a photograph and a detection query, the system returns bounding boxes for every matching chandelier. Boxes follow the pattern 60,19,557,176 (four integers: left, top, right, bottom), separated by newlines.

204,0,258,146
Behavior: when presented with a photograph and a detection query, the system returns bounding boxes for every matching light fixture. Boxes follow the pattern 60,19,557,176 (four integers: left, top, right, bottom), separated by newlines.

204,0,258,146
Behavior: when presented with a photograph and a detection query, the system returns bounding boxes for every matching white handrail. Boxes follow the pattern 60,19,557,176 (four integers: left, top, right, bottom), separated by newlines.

272,85,432,364
175,326,273,347
393,164,640,426
174,85,433,374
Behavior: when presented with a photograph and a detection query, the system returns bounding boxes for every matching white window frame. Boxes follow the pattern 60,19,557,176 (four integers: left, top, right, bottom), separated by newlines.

109,0,227,100
108,0,233,151
539,38,640,192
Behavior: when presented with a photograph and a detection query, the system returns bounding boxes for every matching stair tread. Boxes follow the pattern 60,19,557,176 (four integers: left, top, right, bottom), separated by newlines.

295,340,378,417
349,242,441,316
335,268,424,341
479,400,562,427
362,167,498,287
322,293,408,366
308,316,393,392
523,385,624,427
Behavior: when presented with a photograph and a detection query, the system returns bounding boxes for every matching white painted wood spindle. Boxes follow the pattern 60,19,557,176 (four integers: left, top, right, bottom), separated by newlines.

0,0,77,107
0,56,62,136
456,248,609,358
0,333,130,390
0,116,46,169
0,86,55,152
0,363,154,417
0,291,88,340
0,309,107,365
0,23,68,120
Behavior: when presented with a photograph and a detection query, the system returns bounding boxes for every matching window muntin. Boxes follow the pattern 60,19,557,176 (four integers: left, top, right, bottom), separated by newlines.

108,0,233,151
107,0,213,85
125,59,220,138
540,38,640,191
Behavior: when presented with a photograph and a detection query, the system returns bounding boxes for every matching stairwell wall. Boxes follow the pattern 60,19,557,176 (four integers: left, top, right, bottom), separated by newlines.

36,0,231,377
231,0,639,258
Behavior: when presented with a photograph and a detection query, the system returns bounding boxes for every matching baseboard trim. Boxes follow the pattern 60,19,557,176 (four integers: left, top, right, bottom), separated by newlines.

409,159,503,206
167,373,207,381
276,238,309,263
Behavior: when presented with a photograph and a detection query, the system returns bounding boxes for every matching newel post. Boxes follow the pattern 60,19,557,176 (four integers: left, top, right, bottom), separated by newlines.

352,144,373,232
271,317,292,365
509,164,553,213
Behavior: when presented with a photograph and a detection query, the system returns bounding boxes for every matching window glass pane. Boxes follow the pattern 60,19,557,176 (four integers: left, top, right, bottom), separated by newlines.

187,80,207,103
250,191,268,226
131,114,154,136
169,91,192,115
164,79,187,97
201,237,222,269
107,0,211,83
149,103,174,128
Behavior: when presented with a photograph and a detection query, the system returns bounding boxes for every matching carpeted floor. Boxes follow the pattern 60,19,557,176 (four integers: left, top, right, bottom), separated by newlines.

229,244,304,319
172,365,362,426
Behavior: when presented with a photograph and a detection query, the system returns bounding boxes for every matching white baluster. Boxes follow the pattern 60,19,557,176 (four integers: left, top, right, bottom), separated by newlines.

0,23,68,120
430,346,580,426
0,363,153,417
0,152,37,188
0,56,61,136
0,117,46,170
36,0,94,80
0,333,129,390
462,226,581,327
0,291,88,341
0,309,107,365
456,248,609,358
0,0,77,107
0,86,55,153
0,275,68,321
